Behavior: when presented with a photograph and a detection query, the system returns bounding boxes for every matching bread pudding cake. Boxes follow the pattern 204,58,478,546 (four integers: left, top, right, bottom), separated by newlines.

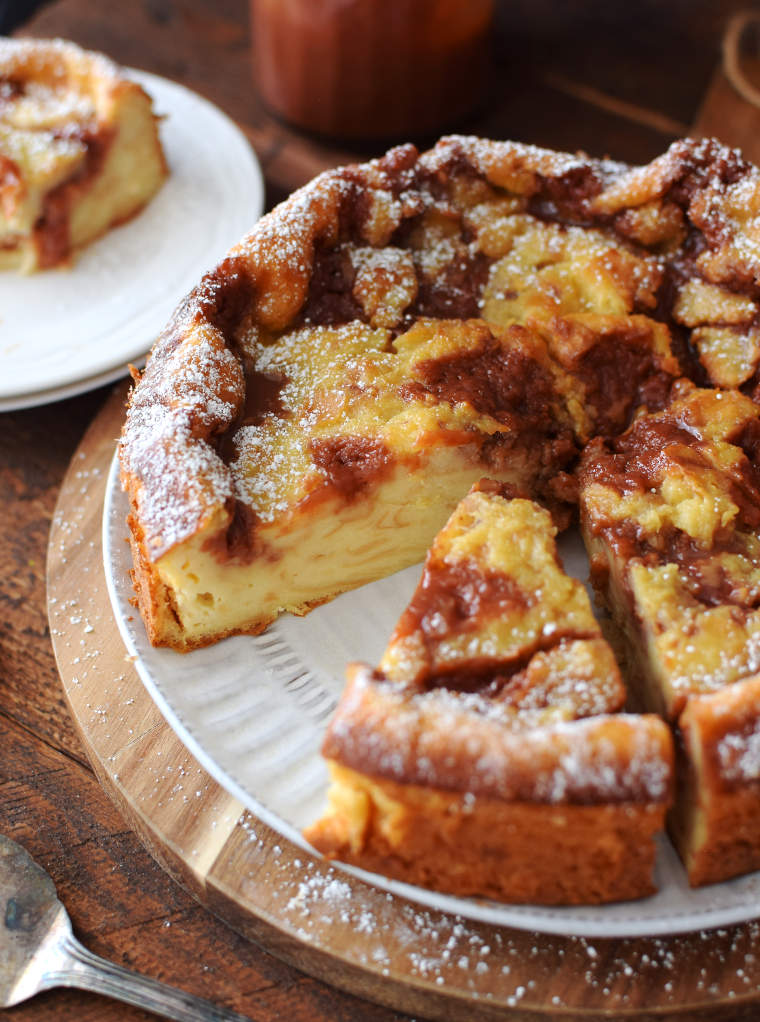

304,483,674,905
0,38,167,271
120,132,760,900
579,382,760,885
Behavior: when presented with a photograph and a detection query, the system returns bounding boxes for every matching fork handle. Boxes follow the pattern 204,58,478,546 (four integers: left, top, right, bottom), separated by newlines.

44,932,254,1022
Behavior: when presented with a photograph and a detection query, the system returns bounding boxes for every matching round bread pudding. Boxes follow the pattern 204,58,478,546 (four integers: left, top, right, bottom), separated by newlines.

121,134,760,904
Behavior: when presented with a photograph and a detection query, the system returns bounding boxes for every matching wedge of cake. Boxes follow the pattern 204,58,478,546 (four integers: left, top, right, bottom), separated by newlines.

304,483,674,905
0,37,167,270
579,381,760,885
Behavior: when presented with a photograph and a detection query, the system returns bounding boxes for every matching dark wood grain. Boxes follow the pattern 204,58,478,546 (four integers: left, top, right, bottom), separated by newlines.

2,0,760,1019
0,390,103,763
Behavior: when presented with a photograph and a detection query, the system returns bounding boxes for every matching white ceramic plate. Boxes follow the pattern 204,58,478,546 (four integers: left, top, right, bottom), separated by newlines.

103,454,760,938
0,357,142,412
0,70,264,410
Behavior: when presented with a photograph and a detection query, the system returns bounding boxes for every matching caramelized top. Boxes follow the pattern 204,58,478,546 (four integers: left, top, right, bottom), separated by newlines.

579,382,760,565
322,663,673,804
379,486,625,717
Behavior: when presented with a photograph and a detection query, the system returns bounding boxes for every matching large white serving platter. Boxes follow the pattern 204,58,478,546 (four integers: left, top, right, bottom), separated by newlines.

0,69,264,409
103,453,760,938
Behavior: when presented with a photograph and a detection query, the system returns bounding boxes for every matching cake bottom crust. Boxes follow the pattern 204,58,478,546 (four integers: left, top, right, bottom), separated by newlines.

304,764,666,906
674,677,760,887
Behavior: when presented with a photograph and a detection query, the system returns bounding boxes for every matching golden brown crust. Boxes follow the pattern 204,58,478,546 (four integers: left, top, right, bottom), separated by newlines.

674,675,760,886
120,134,760,649
304,764,667,905
377,488,626,711
307,488,673,905
120,133,760,900
323,664,672,806
1,36,130,92
579,382,760,717
122,134,760,566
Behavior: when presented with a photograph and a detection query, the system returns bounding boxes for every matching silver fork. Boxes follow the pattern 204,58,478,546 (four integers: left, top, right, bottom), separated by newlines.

1,833,253,1021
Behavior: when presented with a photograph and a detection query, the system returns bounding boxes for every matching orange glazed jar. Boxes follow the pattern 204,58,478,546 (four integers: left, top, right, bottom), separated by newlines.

251,0,494,142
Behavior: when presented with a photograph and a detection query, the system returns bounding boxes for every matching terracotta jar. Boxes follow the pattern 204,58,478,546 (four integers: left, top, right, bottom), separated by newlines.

251,0,494,142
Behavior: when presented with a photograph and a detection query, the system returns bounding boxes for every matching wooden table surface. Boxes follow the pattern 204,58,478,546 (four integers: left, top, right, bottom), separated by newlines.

2,1,760,1020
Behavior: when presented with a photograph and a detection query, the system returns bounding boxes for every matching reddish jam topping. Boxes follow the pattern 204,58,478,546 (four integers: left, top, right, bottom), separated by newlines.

404,334,558,429
573,335,674,436
393,556,531,673
309,434,393,500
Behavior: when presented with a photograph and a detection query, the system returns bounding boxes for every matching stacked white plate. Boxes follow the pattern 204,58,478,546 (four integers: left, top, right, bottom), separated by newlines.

0,70,264,411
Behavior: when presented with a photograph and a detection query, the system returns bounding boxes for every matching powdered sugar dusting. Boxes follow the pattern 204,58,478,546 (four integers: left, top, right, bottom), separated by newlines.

718,724,760,783
234,811,760,1010
428,134,592,185
330,670,671,803
0,36,123,85
98,463,760,938
121,326,242,556
123,134,760,569
114,133,760,918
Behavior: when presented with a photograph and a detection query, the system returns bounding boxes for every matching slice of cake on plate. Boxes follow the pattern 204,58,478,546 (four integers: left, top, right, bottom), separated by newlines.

0,37,167,270
579,381,760,885
304,482,674,905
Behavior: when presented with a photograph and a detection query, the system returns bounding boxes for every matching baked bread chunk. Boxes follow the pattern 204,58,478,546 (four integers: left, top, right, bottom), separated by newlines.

579,382,760,886
120,134,760,652
304,483,674,905
0,37,167,271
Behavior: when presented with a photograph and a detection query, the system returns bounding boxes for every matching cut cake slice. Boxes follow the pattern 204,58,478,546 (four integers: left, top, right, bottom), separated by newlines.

0,38,167,270
579,380,760,885
304,482,673,905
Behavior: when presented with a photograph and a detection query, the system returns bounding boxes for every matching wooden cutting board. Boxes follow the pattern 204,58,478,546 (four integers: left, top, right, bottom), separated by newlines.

47,57,760,1022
